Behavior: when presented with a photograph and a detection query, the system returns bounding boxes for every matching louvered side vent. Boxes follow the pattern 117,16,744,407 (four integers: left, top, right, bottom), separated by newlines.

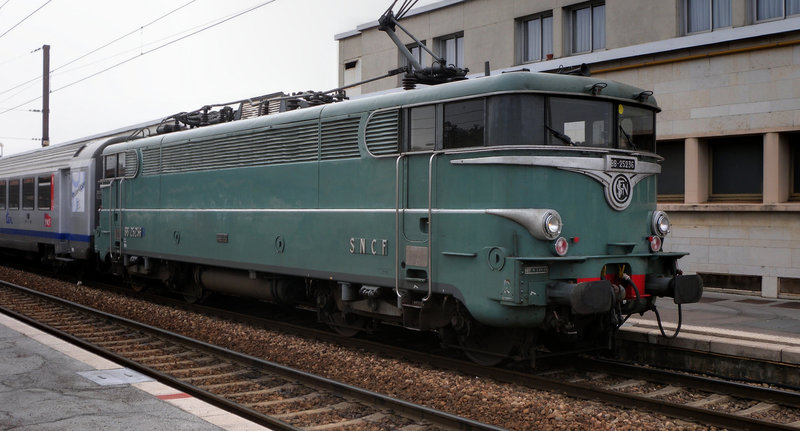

320,117,360,160
365,110,399,156
123,151,139,178
154,122,319,174
141,148,161,176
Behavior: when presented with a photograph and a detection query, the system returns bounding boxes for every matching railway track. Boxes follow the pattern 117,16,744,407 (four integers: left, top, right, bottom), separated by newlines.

68,278,800,430
0,280,504,431
98,281,800,430
6,266,800,430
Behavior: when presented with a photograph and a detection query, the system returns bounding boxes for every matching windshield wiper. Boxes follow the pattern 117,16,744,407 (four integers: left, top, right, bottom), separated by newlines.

619,125,637,150
545,125,574,146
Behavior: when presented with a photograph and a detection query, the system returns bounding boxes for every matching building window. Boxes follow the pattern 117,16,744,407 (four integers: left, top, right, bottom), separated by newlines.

686,0,731,33
38,175,52,210
443,99,484,149
708,135,763,201
437,33,464,68
791,139,800,201
698,273,762,292
571,2,605,54
402,42,426,69
518,13,553,63
0,180,5,210
657,140,685,202
756,0,800,21
22,177,34,210
8,179,19,210
343,59,361,93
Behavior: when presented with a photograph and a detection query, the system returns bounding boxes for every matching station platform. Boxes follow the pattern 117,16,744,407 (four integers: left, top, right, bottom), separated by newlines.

0,313,271,431
621,290,800,365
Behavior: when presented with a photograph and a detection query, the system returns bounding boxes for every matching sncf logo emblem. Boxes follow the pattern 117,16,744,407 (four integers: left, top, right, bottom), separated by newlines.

611,175,631,206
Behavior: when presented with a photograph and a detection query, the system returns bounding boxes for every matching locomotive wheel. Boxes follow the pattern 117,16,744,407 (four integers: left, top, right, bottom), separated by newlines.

457,325,514,366
325,311,366,337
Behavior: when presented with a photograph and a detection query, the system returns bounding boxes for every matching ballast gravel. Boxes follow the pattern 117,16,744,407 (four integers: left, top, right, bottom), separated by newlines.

0,266,719,431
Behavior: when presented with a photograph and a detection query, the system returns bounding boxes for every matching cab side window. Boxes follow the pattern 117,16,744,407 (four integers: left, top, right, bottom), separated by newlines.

443,99,485,149
409,105,436,152
104,154,118,179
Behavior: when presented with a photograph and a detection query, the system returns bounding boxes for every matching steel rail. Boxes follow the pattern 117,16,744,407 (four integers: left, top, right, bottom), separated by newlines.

0,280,505,431
85,277,800,430
140,288,800,430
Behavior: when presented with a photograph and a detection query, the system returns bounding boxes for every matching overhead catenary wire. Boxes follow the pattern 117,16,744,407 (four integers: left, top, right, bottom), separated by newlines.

51,0,198,76
0,0,198,99
0,0,52,40
0,0,277,117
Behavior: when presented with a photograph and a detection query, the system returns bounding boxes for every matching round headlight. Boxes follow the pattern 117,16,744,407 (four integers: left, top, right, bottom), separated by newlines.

652,211,671,237
543,212,562,240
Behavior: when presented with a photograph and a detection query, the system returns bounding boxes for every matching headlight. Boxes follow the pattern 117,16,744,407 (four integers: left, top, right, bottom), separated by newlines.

651,211,671,237
543,211,562,240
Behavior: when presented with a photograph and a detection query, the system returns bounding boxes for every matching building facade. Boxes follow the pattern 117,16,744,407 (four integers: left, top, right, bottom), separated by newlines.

336,0,800,298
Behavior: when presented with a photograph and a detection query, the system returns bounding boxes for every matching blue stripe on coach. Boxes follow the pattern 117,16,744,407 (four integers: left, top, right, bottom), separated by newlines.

0,227,91,243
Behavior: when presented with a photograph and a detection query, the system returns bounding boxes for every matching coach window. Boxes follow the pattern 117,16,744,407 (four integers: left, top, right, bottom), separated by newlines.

22,177,35,210
8,179,19,210
488,95,544,146
38,176,52,210
409,105,436,152
0,180,6,210
104,154,118,178
443,99,485,149
708,135,763,202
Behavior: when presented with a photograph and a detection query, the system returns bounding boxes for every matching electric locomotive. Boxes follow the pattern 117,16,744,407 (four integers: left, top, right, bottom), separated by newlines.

93,71,702,364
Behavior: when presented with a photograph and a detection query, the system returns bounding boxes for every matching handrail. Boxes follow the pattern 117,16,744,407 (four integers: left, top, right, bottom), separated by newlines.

424,152,438,302
394,154,405,300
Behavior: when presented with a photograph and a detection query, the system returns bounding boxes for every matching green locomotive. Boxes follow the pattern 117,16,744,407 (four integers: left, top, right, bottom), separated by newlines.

96,71,702,364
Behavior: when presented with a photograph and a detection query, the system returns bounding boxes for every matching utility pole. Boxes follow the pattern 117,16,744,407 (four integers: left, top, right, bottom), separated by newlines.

41,44,50,147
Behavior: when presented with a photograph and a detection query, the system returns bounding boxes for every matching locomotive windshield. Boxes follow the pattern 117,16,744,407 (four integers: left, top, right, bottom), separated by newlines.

546,97,612,148
488,94,656,152
403,94,656,153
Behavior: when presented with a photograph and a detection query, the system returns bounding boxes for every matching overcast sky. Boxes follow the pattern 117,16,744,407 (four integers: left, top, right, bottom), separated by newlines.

0,0,437,155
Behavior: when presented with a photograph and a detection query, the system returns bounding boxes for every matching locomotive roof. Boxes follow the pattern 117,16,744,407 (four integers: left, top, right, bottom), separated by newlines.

104,71,659,154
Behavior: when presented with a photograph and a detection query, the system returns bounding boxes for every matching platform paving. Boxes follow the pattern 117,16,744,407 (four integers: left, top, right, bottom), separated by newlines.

0,313,271,431
621,290,800,365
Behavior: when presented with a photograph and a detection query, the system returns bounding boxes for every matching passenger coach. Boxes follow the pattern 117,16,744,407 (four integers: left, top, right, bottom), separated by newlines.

0,138,113,262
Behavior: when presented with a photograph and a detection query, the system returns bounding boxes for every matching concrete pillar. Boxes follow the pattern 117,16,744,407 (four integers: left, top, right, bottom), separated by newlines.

763,132,789,204
763,276,778,298
684,137,708,204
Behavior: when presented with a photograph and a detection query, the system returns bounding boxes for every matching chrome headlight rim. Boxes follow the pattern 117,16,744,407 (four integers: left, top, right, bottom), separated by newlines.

542,211,563,240
651,211,671,238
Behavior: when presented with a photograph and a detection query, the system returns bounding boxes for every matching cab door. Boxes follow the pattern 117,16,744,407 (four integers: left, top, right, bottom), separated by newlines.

100,153,123,260
398,105,440,302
